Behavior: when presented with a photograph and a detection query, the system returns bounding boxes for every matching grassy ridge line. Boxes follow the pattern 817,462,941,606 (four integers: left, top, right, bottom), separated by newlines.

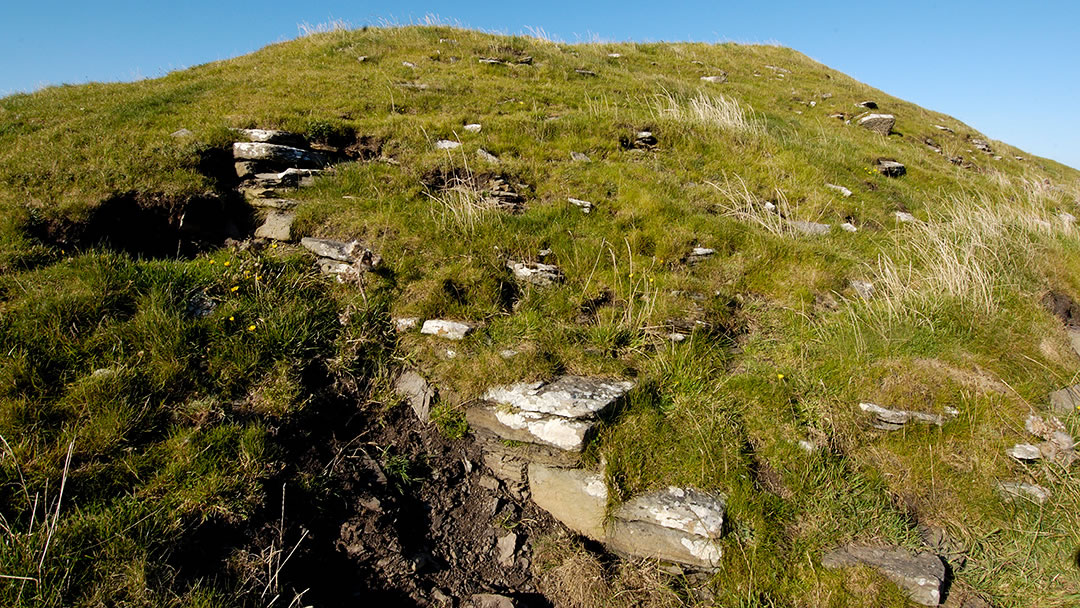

0,24,1078,606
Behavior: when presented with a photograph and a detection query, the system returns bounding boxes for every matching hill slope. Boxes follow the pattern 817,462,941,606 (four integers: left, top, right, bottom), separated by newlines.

1,25,1079,608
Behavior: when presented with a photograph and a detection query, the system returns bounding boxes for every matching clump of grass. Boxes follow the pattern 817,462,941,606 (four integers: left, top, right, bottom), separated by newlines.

654,91,766,138
706,175,793,236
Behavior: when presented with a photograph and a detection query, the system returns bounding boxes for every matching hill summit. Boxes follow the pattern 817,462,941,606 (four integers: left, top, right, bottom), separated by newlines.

1,25,1079,608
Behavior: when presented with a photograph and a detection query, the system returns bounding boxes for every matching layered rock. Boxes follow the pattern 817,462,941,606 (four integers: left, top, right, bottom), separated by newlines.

859,402,957,431
821,545,946,606
233,142,326,169
857,113,896,135
301,237,381,280
507,261,565,286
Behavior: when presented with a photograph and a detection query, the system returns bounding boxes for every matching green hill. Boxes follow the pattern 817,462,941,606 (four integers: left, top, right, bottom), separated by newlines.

1,25,1078,608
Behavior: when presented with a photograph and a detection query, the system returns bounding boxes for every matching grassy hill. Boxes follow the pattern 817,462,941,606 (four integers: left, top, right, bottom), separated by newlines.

1,24,1079,607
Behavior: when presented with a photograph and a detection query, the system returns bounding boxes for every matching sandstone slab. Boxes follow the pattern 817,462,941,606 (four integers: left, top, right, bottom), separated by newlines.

527,463,608,539
607,487,725,569
822,545,946,606
254,210,295,241
233,142,325,168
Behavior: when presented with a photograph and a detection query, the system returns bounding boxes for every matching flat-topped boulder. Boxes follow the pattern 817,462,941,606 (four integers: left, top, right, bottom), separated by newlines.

876,158,907,177
233,142,326,169
468,376,633,453
607,487,725,570
859,402,957,431
527,464,726,570
822,545,946,606
254,210,295,241
507,260,564,286
232,128,307,147
857,113,896,135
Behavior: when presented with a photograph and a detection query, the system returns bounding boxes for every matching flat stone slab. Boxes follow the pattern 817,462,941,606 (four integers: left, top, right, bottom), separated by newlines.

687,247,716,264
859,402,956,430
858,113,896,135
435,139,461,150
700,74,727,83
996,481,1051,504
468,401,596,452
300,237,379,267
608,487,725,569
420,319,475,340
394,369,435,423
789,220,830,235
822,545,946,606
233,142,325,169
483,376,634,419
876,159,907,178
507,261,565,286
1049,383,1080,414
233,128,307,147
567,197,593,213
826,183,853,197
527,463,608,539
254,210,295,241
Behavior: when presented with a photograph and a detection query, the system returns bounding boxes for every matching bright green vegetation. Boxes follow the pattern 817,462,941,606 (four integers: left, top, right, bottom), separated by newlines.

2,24,1080,607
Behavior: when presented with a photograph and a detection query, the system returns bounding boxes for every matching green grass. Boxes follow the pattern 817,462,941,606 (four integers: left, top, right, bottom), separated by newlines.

2,22,1080,607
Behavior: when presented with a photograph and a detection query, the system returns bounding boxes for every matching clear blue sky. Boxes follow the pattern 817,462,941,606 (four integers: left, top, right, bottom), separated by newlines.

3,1,1077,169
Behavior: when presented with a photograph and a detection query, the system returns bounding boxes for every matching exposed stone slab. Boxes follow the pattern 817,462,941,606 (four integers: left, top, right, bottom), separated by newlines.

567,197,593,213
570,151,591,163
483,376,634,419
394,369,435,423
420,319,475,340
826,183,853,197
821,545,946,606
996,481,1051,504
1049,383,1080,414
527,463,608,539
858,113,896,135
233,128,307,147
467,400,596,452
789,220,830,235
435,139,462,150
300,237,379,267
607,487,725,569
254,210,295,241
233,142,326,168
876,159,907,177
859,402,956,430
463,123,482,132
1007,443,1042,461
477,148,500,163
507,261,565,286
687,247,715,264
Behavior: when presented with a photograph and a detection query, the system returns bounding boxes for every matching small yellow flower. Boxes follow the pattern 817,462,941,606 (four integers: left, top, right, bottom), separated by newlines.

629,273,634,278
777,373,784,380
255,275,262,281
244,271,250,277
230,286,239,292
247,324,256,331
209,259,215,265
228,316,234,321
271,243,278,249
223,261,231,267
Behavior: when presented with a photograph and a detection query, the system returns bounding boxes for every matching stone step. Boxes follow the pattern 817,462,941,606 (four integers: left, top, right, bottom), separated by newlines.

233,142,326,169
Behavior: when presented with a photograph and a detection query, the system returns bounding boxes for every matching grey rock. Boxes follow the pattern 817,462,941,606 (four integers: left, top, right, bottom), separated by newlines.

478,57,507,65
826,183,853,198
858,114,896,136
700,74,727,83
687,247,716,264
876,159,907,177
821,545,945,606
789,220,831,235
483,450,527,485
170,128,194,138
394,370,435,423
608,487,725,569
476,148,500,163
996,481,1051,504
851,280,875,300
575,69,598,77
254,210,295,241
232,142,325,169
568,197,593,213
895,211,917,223
420,319,475,340
1049,383,1080,414
839,222,858,232
635,131,657,146
234,161,261,180
300,237,379,267
855,100,879,109
527,463,608,539
859,402,954,430
464,123,482,132
233,128,306,147
972,139,993,153
435,139,462,150
507,261,564,286
933,124,955,133
496,533,518,567
394,317,420,332
570,151,591,163
402,61,416,68
1007,443,1041,461
249,198,299,210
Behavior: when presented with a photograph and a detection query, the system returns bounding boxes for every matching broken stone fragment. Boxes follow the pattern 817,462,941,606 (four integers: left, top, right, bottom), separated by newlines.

859,402,953,430
858,114,896,135
996,481,1051,504
895,211,917,223
300,237,379,266
700,74,727,83
476,148,500,163
839,222,858,232
1048,383,1080,414
495,533,518,567
394,369,435,423
394,317,420,332
507,260,564,286
420,319,475,340
254,210,295,241
527,463,608,538
574,69,598,77
1007,443,1042,461
789,220,830,235
232,128,307,147
825,183,853,197
933,124,954,133
607,487,725,570
686,247,716,264
570,151,591,162
876,159,907,177
635,131,657,146
822,545,945,606
463,123,482,132
567,197,593,213
435,139,461,150
232,142,325,169
468,594,517,608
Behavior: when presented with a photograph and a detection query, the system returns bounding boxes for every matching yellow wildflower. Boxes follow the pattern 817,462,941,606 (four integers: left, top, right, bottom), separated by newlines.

247,324,256,331
230,286,239,292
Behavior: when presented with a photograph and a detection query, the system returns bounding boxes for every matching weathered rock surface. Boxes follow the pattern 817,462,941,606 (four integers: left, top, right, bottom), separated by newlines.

839,222,858,232
527,464,608,539
876,159,907,177
508,261,565,286
895,211,917,223
476,148,500,163
858,114,896,135
394,317,420,332
420,319,475,340
856,100,879,109
170,128,194,138
821,545,946,606
1007,443,1042,461
300,237,375,265
700,74,727,83
435,139,462,150
687,247,715,264
1020,414,1076,465
233,128,307,147
859,402,956,430
607,487,725,570
1049,383,1080,414
394,370,435,423
468,593,517,608
254,210,295,241
826,183,853,198
567,197,593,213
570,151,591,163
463,123,482,132
233,142,325,168
469,377,633,453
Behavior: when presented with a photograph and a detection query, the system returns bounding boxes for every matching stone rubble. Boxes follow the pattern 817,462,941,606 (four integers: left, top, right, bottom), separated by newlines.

507,261,565,286
822,545,946,606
